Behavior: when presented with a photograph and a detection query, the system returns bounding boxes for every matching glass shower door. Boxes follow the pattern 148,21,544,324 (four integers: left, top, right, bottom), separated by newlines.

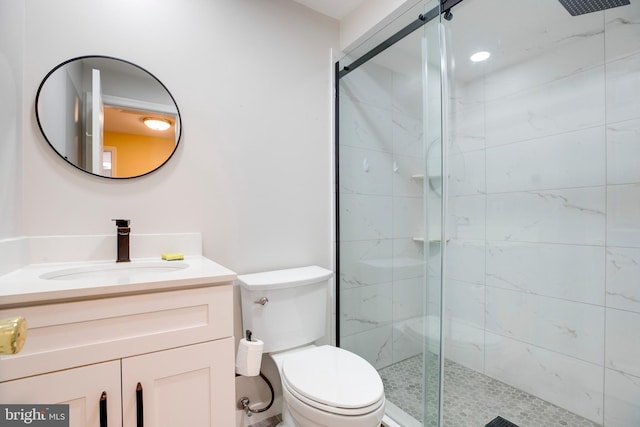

336,2,443,425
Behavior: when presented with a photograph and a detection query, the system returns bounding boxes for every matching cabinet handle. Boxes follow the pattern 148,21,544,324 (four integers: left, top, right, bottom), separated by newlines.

136,383,144,427
99,392,107,427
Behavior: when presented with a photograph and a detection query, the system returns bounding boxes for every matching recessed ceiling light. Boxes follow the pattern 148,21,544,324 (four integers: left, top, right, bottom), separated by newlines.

143,118,171,131
470,51,491,62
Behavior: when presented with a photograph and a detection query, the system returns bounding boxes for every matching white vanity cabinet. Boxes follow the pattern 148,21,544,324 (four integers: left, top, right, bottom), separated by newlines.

121,339,233,427
0,282,236,427
0,360,123,427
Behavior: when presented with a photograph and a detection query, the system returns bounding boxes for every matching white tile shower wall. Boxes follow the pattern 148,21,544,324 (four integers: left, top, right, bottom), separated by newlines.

481,14,605,104
485,287,605,364
341,282,393,336
607,118,640,184
485,127,606,193
393,112,424,157
447,194,486,241
604,368,640,427
484,66,606,148
445,3,640,424
442,280,485,372
448,105,485,153
339,97,394,153
607,183,640,247
606,247,640,312
606,52,640,124
339,61,426,368
605,309,640,378
339,239,394,289
485,187,606,245
448,149,486,196
445,240,485,285
484,333,604,423
339,144,394,195
486,242,605,305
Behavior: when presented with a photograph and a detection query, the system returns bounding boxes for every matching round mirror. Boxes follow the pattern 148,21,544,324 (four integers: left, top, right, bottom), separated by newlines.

35,56,182,179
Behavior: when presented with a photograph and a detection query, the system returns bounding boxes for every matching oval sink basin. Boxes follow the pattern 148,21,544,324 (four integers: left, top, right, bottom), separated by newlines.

40,261,189,281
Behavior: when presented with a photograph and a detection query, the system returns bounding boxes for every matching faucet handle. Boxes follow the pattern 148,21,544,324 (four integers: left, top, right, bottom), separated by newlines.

112,219,130,227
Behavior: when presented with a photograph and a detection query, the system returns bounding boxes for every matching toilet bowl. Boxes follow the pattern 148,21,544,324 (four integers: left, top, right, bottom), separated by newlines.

238,266,385,427
272,345,385,427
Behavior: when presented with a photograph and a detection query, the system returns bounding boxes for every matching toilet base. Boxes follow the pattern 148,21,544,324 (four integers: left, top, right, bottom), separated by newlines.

279,380,385,427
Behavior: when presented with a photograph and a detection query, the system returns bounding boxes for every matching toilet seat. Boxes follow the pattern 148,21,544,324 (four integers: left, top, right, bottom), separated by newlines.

281,345,385,416
283,377,385,417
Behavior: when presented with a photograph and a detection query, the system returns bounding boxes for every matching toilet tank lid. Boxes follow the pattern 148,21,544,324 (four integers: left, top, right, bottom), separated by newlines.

237,266,333,291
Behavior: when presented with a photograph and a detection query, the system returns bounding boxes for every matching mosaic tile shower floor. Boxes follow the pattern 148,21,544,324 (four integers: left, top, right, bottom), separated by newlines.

379,354,601,427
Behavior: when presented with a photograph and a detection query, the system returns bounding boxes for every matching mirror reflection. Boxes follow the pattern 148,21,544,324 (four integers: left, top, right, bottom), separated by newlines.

36,56,181,179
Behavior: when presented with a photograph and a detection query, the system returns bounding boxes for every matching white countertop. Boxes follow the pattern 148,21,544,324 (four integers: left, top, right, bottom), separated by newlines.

0,256,237,308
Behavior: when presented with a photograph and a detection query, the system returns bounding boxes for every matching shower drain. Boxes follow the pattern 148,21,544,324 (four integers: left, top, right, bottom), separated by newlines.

485,416,519,427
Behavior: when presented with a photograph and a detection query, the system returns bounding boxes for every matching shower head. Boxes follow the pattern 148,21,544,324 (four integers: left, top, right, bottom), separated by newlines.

558,0,630,16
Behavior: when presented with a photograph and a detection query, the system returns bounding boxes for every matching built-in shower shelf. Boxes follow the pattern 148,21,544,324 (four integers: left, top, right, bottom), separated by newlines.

413,237,449,243
411,174,442,180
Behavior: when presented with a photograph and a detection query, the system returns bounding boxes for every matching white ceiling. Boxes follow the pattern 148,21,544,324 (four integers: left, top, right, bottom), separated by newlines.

292,0,368,19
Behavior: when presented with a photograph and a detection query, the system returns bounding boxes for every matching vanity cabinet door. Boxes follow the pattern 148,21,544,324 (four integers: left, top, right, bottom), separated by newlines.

121,338,235,427
0,360,122,427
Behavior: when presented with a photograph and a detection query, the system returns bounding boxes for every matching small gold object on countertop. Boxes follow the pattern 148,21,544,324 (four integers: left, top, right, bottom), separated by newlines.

0,316,27,355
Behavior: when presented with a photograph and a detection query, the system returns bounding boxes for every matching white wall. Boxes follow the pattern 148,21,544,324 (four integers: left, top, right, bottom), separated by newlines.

0,0,23,240
340,0,423,52
16,0,338,424
22,0,337,274
0,0,25,275
444,1,640,425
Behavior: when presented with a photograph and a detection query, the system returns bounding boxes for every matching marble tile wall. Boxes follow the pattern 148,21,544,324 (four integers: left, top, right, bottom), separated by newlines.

338,60,428,370
445,3,640,425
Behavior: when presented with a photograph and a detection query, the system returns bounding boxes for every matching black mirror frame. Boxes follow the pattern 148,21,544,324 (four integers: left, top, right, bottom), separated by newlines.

35,55,183,179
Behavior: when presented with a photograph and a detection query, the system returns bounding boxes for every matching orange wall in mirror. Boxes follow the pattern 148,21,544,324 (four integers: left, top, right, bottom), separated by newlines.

104,132,175,178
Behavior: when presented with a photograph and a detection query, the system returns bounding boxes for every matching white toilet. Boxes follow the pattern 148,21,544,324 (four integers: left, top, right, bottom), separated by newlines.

238,266,386,427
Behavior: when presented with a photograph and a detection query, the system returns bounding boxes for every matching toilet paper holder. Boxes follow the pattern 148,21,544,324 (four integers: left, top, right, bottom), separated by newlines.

236,329,263,376
236,329,274,418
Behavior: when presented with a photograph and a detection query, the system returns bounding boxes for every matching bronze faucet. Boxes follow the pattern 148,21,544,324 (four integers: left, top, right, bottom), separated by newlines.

112,219,131,262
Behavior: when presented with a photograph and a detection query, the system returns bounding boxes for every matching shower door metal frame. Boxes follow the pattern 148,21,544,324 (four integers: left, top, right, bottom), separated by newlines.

337,0,464,79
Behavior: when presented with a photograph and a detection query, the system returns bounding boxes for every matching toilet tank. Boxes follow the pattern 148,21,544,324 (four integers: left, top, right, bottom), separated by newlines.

237,266,333,353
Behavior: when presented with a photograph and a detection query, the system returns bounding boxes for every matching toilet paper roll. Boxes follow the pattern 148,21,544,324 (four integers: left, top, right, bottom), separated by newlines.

235,338,264,376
